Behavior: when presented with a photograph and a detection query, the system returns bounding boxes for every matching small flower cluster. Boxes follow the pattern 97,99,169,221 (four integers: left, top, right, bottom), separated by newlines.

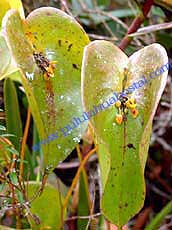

115,95,138,125
44,60,57,80
33,52,56,80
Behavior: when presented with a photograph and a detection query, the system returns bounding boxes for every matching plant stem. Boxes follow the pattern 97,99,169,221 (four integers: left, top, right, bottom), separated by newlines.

19,107,31,181
119,0,154,50
76,144,91,209
62,145,98,219
0,137,14,170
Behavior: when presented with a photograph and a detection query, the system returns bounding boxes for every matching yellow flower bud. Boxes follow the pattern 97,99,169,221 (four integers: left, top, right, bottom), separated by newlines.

126,98,136,109
124,108,128,114
115,100,121,108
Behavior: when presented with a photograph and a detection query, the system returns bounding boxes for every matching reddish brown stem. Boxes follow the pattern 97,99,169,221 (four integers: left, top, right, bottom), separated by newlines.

119,0,154,50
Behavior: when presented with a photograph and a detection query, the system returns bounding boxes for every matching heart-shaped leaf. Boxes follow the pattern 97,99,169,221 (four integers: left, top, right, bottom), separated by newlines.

82,40,168,227
27,181,63,229
2,8,89,168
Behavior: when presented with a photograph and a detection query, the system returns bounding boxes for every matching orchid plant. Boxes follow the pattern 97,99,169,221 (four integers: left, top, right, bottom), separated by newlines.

0,1,169,229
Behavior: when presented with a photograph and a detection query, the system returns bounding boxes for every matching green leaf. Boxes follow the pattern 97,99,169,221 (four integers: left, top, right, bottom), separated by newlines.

0,1,10,26
0,140,10,163
0,125,6,131
0,226,16,230
0,133,15,137
27,181,63,229
16,190,24,203
5,146,19,155
77,174,90,229
81,9,137,26
4,78,23,151
0,183,6,192
9,171,18,185
0,36,20,82
82,41,168,227
2,8,89,168
16,159,28,163
0,69,22,82
0,35,11,76
7,0,25,18
0,0,24,26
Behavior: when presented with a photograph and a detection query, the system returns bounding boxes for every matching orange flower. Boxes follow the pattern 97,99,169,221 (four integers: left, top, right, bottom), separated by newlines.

131,108,138,118
115,114,123,125
44,61,57,80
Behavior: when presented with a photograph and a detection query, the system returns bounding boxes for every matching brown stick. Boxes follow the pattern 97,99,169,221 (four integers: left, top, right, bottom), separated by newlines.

119,0,154,50
19,107,31,181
